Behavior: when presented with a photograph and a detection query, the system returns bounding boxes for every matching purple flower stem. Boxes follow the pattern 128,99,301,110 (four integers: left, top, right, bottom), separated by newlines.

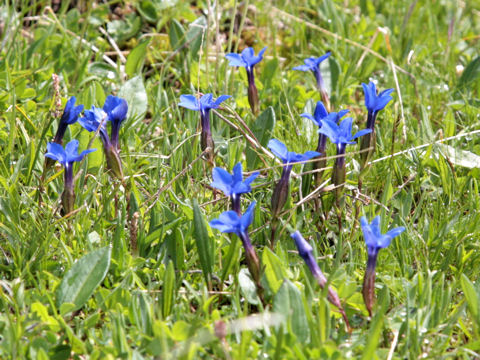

362,253,378,317
239,231,263,301
61,163,75,215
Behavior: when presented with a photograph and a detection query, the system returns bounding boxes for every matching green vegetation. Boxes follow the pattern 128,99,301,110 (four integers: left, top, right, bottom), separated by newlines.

1,0,480,358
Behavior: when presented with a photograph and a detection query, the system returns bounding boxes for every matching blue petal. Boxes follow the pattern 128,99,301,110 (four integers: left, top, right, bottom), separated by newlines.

232,163,243,184
104,96,128,124
178,95,200,111
339,117,353,139
362,82,373,110
315,51,331,65
318,118,340,144
199,94,214,110
210,211,241,233
291,231,313,258
45,142,66,166
213,95,231,108
291,151,321,163
65,139,79,158
379,88,394,97
300,113,320,127
314,101,328,121
211,167,233,196
225,53,247,67
336,109,350,122
386,226,405,239
292,65,311,72
352,128,372,140
243,172,259,186
240,201,256,232
268,139,289,162
373,95,393,112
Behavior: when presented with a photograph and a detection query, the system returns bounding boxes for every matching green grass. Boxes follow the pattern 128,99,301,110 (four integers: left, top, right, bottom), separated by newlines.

1,0,480,358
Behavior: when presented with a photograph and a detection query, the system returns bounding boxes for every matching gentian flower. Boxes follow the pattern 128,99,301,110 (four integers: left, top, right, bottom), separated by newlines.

44,140,96,214
360,216,405,316
301,101,349,184
53,96,84,144
78,106,124,180
318,117,371,198
293,52,331,109
179,93,231,162
210,162,259,214
268,139,320,217
359,82,394,167
210,202,261,293
226,47,267,116
292,230,350,329
103,95,128,150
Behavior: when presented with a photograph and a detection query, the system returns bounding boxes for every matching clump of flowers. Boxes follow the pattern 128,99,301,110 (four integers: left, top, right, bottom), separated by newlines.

226,47,267,116
44,140,96,214
361,216,405,316
178,93,231,163
293,52,331,109
78,95,128,181
301,101,349,184
210,162,259,214
291,230,350,330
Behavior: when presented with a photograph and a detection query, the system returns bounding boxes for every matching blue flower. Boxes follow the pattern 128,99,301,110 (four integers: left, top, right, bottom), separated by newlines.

362,82,394,114
103,95,128,124
268,139,321,165
52,96,84,144
211,163,259,197
361,215,404,317
292,52,331,73
178,93,231,113
60,96,84,125
102,95,128,149
301,101,349,128
318,117,371,146
209,201,255,236
225,47,267,69
361,216,405,257
45,139,96,168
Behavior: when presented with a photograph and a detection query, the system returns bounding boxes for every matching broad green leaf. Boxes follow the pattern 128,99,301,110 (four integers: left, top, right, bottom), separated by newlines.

273,279,309,342
126,39,151,78
436,144,480,169
56,247,111,312
118,75,148,120
246,106,276,168
192,199,214,289
238,268,260,305
262,247,286,294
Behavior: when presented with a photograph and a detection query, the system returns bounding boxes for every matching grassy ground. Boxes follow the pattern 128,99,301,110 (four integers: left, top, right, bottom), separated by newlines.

1,0,480,358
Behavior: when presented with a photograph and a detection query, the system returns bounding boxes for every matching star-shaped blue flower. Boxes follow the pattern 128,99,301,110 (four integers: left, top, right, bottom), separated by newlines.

361,216,405,257
292,52,331,73
318,117,371,146
268,139,321,165
45,139,96,168
178,93,231,114
211,163,259,197
78,106,110,147
225,47,267,70
61,96,84,125
362,82,394,114
301,101,349,128
209,201,256,236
